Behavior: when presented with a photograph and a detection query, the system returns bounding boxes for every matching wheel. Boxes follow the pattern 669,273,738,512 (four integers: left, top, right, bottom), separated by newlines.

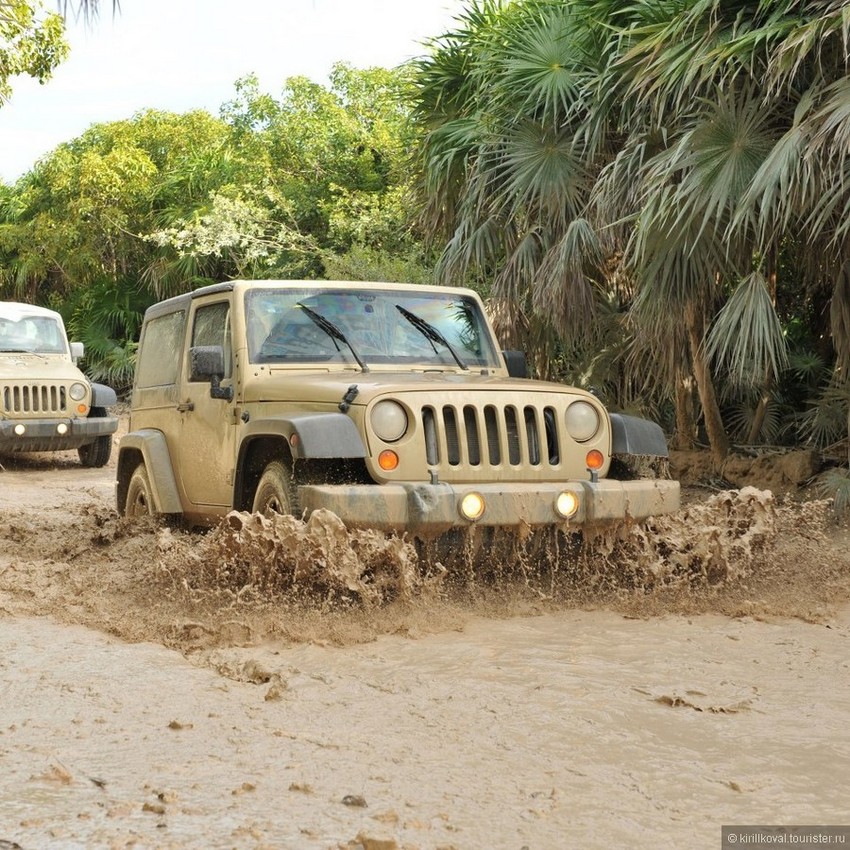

125,463,156,517
78,434,112,468
252,460,299,517
78,408,113,467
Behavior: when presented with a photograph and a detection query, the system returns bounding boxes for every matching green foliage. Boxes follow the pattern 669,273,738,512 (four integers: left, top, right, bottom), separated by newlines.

815,468,850,515
0,1,68,101
0,64,419,385
706,271,788,389
322,244,434,286
44,276,145,390
411,0,850,453
8,0,850,451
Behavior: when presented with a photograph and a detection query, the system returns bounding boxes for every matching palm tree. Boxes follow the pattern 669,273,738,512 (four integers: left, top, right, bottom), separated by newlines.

414,1,613,361
617,0,850,461
412,0,850,465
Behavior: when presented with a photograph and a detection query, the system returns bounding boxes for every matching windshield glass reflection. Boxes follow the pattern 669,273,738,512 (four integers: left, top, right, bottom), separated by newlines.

0,315,67,354
245,288,499,368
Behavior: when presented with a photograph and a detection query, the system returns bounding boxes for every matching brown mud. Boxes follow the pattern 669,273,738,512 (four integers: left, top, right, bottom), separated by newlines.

1,437,849,849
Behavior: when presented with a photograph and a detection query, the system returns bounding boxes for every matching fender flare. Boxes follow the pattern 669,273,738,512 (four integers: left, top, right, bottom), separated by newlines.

117,429,183,514
240,412,367,460
90,382,118,408
609,413,670,458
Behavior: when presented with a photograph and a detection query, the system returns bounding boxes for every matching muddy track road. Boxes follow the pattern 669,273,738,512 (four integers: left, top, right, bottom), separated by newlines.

1,443,849,850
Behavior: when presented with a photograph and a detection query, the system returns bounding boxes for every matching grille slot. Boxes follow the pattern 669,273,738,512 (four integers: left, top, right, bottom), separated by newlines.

463,406,480,466
484,405,500,465
2,384,68,415
444,406,459,465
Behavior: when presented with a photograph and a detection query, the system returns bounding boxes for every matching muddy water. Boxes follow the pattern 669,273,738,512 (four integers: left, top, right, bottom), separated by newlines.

2,608,849,849
1,452,850,848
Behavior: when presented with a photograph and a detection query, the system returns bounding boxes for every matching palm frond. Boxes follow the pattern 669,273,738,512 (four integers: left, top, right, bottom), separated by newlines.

495,6,584,125
706,270,788,387
815,468,850,513
500,122,589,226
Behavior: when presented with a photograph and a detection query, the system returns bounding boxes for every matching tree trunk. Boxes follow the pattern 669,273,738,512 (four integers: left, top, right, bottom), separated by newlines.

746,379,772,445
685,302,729,466
747,254,777,445
829,261,850,465
673,368,696,450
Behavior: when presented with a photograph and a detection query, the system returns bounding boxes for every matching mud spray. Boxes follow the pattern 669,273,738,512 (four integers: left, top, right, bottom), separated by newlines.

1,487,847,656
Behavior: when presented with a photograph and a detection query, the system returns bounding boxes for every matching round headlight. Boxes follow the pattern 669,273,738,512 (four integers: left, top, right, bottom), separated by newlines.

69,382,88,402
565,401,600,442
370,400,408,443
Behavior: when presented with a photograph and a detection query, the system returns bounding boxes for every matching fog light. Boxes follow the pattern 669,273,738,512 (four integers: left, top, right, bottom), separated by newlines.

459,492,485,521
378,449,399,471
14,423,26,436
56,423,68,435
555,490,579,519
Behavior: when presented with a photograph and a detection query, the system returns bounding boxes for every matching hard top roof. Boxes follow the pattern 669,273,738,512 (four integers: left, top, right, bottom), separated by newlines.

0,301,64,322
143,280,479,321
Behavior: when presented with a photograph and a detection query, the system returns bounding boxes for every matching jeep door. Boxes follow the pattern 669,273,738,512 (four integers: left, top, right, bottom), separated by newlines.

176,299,237,508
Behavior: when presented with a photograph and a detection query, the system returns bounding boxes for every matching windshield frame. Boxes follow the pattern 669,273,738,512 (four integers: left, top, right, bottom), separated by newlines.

243,286,501,370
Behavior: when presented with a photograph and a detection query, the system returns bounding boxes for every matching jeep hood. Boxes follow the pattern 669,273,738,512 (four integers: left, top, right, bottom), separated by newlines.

0,354,82,382
243,369,596,406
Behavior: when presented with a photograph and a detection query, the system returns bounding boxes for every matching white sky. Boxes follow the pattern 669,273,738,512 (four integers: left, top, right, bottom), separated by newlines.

0,0,468,183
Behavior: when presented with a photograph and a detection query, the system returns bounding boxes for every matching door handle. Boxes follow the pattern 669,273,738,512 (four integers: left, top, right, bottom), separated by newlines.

176,402,195,413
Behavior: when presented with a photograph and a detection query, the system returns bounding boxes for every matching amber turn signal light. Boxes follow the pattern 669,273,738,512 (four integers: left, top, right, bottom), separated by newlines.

586,449,604,470
378,450,399,471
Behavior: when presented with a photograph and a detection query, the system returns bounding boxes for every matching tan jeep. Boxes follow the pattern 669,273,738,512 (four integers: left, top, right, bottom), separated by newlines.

0,302,118,467
116,280,679,532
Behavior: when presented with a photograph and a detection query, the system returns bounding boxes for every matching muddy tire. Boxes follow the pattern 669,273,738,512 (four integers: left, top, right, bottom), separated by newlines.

125,463,156,517
78,434,112,468
252,460,299,517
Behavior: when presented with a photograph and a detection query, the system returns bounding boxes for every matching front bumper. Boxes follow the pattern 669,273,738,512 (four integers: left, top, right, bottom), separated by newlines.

299,478,680,534
0,415,118,453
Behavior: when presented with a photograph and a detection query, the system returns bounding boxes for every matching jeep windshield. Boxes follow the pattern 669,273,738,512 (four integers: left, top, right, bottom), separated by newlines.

245,287,500,369
0,315,67,354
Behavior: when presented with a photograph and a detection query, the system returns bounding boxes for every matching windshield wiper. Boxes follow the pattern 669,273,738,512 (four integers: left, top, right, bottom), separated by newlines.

296,303,368,372
395,305,469,371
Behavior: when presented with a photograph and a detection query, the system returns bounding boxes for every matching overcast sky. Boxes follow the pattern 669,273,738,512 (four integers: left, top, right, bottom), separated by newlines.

0,0,467,183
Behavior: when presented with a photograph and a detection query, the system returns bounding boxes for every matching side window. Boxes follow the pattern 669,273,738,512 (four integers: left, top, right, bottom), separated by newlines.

190,302,231,379
135,311,185,388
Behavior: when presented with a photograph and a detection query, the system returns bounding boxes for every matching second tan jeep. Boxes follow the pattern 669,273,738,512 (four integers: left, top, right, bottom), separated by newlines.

116,280,679,532
1,301,118,466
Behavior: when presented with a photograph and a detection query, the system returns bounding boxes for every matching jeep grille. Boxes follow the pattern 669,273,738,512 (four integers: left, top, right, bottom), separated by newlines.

422,402,561,469
2,383,68,416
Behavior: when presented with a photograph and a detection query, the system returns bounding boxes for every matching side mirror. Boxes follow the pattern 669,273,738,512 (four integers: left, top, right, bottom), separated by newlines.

69,342,85,361
190,345,233,401
502,350,528,379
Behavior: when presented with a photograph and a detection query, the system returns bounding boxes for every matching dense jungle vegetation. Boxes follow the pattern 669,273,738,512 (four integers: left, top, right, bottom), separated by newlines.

3,0,850,471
